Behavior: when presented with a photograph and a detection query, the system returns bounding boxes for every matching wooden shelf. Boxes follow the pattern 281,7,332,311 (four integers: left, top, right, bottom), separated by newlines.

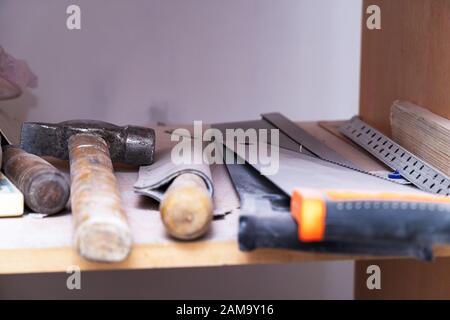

1,121,447,274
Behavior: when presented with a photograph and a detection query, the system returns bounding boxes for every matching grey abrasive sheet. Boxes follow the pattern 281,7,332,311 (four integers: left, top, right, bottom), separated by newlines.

134,149,214,201
134,149,237,217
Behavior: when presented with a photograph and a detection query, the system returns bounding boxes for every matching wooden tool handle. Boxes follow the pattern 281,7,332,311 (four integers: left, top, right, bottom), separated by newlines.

69,134,132,262
160,173,213,240
2,146,70,215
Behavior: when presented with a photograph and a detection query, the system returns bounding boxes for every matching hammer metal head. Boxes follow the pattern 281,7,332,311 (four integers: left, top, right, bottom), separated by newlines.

20,120,155,165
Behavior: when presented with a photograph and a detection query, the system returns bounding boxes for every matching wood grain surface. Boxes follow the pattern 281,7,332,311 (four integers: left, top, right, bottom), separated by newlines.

356,0,450,299
360,0,450,136
391,100,450,176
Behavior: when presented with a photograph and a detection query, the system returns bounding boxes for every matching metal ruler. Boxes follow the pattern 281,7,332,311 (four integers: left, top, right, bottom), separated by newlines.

341,116,450,196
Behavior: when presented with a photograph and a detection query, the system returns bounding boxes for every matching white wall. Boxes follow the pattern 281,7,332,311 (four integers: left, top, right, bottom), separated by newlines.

0,0,362,299
0,0,361,124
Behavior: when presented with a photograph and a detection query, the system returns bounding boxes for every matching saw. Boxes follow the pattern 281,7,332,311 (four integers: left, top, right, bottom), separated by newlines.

214,113,450,260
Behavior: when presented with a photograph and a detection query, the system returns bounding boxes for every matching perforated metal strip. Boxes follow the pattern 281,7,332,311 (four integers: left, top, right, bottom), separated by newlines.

341,117,450,196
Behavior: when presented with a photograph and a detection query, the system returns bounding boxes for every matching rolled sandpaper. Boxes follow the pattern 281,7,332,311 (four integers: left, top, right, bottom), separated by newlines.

2,146,70,215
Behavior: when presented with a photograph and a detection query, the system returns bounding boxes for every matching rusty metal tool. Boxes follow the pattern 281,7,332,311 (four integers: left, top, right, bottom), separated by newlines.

20,120,155,165
20,120,155,262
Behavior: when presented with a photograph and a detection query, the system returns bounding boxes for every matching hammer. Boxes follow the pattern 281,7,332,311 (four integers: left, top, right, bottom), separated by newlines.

20,120,155,262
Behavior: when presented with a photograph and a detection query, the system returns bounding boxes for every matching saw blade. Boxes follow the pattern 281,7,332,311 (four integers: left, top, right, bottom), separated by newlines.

215,116,414,187
258,113,407,185
262,112,357,168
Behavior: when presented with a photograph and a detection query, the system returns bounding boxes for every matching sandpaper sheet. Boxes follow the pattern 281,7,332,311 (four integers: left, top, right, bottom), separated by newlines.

134,149,214,201
134,148,238,217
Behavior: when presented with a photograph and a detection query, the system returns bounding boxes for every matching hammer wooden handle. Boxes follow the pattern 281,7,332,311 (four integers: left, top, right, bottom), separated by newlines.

69,134,132,262
160,173,213,240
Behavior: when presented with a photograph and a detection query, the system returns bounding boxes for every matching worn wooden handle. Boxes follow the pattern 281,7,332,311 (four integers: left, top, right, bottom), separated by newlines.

2,146,70,215
160,173,213,240
69,134,132,262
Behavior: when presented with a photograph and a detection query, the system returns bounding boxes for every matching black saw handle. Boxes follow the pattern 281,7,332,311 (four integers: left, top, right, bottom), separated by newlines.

291,189,450,245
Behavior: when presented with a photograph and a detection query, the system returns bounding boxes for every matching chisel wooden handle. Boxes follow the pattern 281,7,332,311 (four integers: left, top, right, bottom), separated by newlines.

160,173,213,240
2,146,70,215
69,134,132,262
291,188,450,244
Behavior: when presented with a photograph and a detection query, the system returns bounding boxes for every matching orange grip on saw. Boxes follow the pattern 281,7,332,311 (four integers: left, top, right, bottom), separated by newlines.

291,188,450,243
